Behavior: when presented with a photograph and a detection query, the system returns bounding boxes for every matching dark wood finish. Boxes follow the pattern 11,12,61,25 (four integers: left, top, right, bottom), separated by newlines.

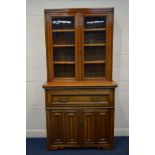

43,8,117,150
45,88,114,107
46,107,114,149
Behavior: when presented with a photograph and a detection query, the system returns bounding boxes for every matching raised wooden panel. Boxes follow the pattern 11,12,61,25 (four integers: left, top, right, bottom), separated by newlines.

96,109,113,144
47,110,64,144
83,111,95,144
65,110,79,144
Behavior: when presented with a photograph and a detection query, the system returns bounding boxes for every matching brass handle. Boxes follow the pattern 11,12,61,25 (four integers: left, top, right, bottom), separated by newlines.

91,97,100,102
60,97,68,102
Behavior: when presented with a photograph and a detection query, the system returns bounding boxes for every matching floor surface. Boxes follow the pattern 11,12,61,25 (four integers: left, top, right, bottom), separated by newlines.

26,137,129,155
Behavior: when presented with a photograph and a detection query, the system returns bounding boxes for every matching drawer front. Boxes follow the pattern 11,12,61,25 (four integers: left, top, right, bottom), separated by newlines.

46,89,114,107
52,95,109,103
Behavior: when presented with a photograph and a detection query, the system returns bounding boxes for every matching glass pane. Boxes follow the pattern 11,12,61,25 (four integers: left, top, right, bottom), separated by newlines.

84,46,105,61
53,47,75,61
84,16,106,29
84,31,106,44
53,32,75,45
54,64,75,77
52,17,74,29
51,16,75,79
84,64,105,78
83,16,106,79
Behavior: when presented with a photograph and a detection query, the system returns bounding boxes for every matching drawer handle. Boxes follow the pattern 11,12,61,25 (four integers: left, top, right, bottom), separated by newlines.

59,97,68,102
91,97,101,102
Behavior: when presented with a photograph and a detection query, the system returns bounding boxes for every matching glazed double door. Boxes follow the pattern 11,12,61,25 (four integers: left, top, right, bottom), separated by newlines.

46,108,113,146
45,11,113,81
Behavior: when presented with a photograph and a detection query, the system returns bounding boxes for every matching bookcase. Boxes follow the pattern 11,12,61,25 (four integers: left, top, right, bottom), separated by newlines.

43,8,117,150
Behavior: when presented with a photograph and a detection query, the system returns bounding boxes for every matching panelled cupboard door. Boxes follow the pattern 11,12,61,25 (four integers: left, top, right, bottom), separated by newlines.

82,109,113,144
96,109,113,144
46,108,113,147
47,110,64,145
46,109,80,146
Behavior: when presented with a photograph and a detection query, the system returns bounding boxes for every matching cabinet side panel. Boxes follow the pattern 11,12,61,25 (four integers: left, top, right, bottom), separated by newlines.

44,12,53,81
105,12,114,80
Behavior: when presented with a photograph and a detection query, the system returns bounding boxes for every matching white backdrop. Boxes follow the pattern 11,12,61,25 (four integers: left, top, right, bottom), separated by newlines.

26,0,129,137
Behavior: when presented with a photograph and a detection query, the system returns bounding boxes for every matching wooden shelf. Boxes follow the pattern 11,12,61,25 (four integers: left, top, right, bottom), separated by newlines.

84,43,106,46
53,44,75,47
54,77,76,80
54,61,75,64
43,81,118,88
53,29,75,32
84,60,105,64
84,77,106,80
84,28,106,31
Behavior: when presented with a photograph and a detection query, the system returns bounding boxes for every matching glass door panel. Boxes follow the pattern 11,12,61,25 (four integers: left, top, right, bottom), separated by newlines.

83,16,107,79
84,64,105,78
53,32,75,45
84,46,106,62
84,31,106,45
84,16,106,29
54,64,75,78
51,16,76,79
52,17,74,30
53,47,75,62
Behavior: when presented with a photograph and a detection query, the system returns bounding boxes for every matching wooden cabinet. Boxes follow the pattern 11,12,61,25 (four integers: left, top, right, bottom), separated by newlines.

46,109,79,146
43,8,117,150
46,108,114,149
44,8,114,81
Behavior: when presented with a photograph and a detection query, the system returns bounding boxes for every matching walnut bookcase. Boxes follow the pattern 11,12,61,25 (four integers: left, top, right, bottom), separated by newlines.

43,8,117,150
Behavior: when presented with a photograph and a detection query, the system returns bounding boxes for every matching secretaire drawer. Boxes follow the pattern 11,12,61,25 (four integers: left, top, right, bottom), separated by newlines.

52,95,109,103
45,89,114,107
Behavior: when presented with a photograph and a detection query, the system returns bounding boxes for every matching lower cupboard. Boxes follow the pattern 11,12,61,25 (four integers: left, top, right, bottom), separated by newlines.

46,108,114,149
